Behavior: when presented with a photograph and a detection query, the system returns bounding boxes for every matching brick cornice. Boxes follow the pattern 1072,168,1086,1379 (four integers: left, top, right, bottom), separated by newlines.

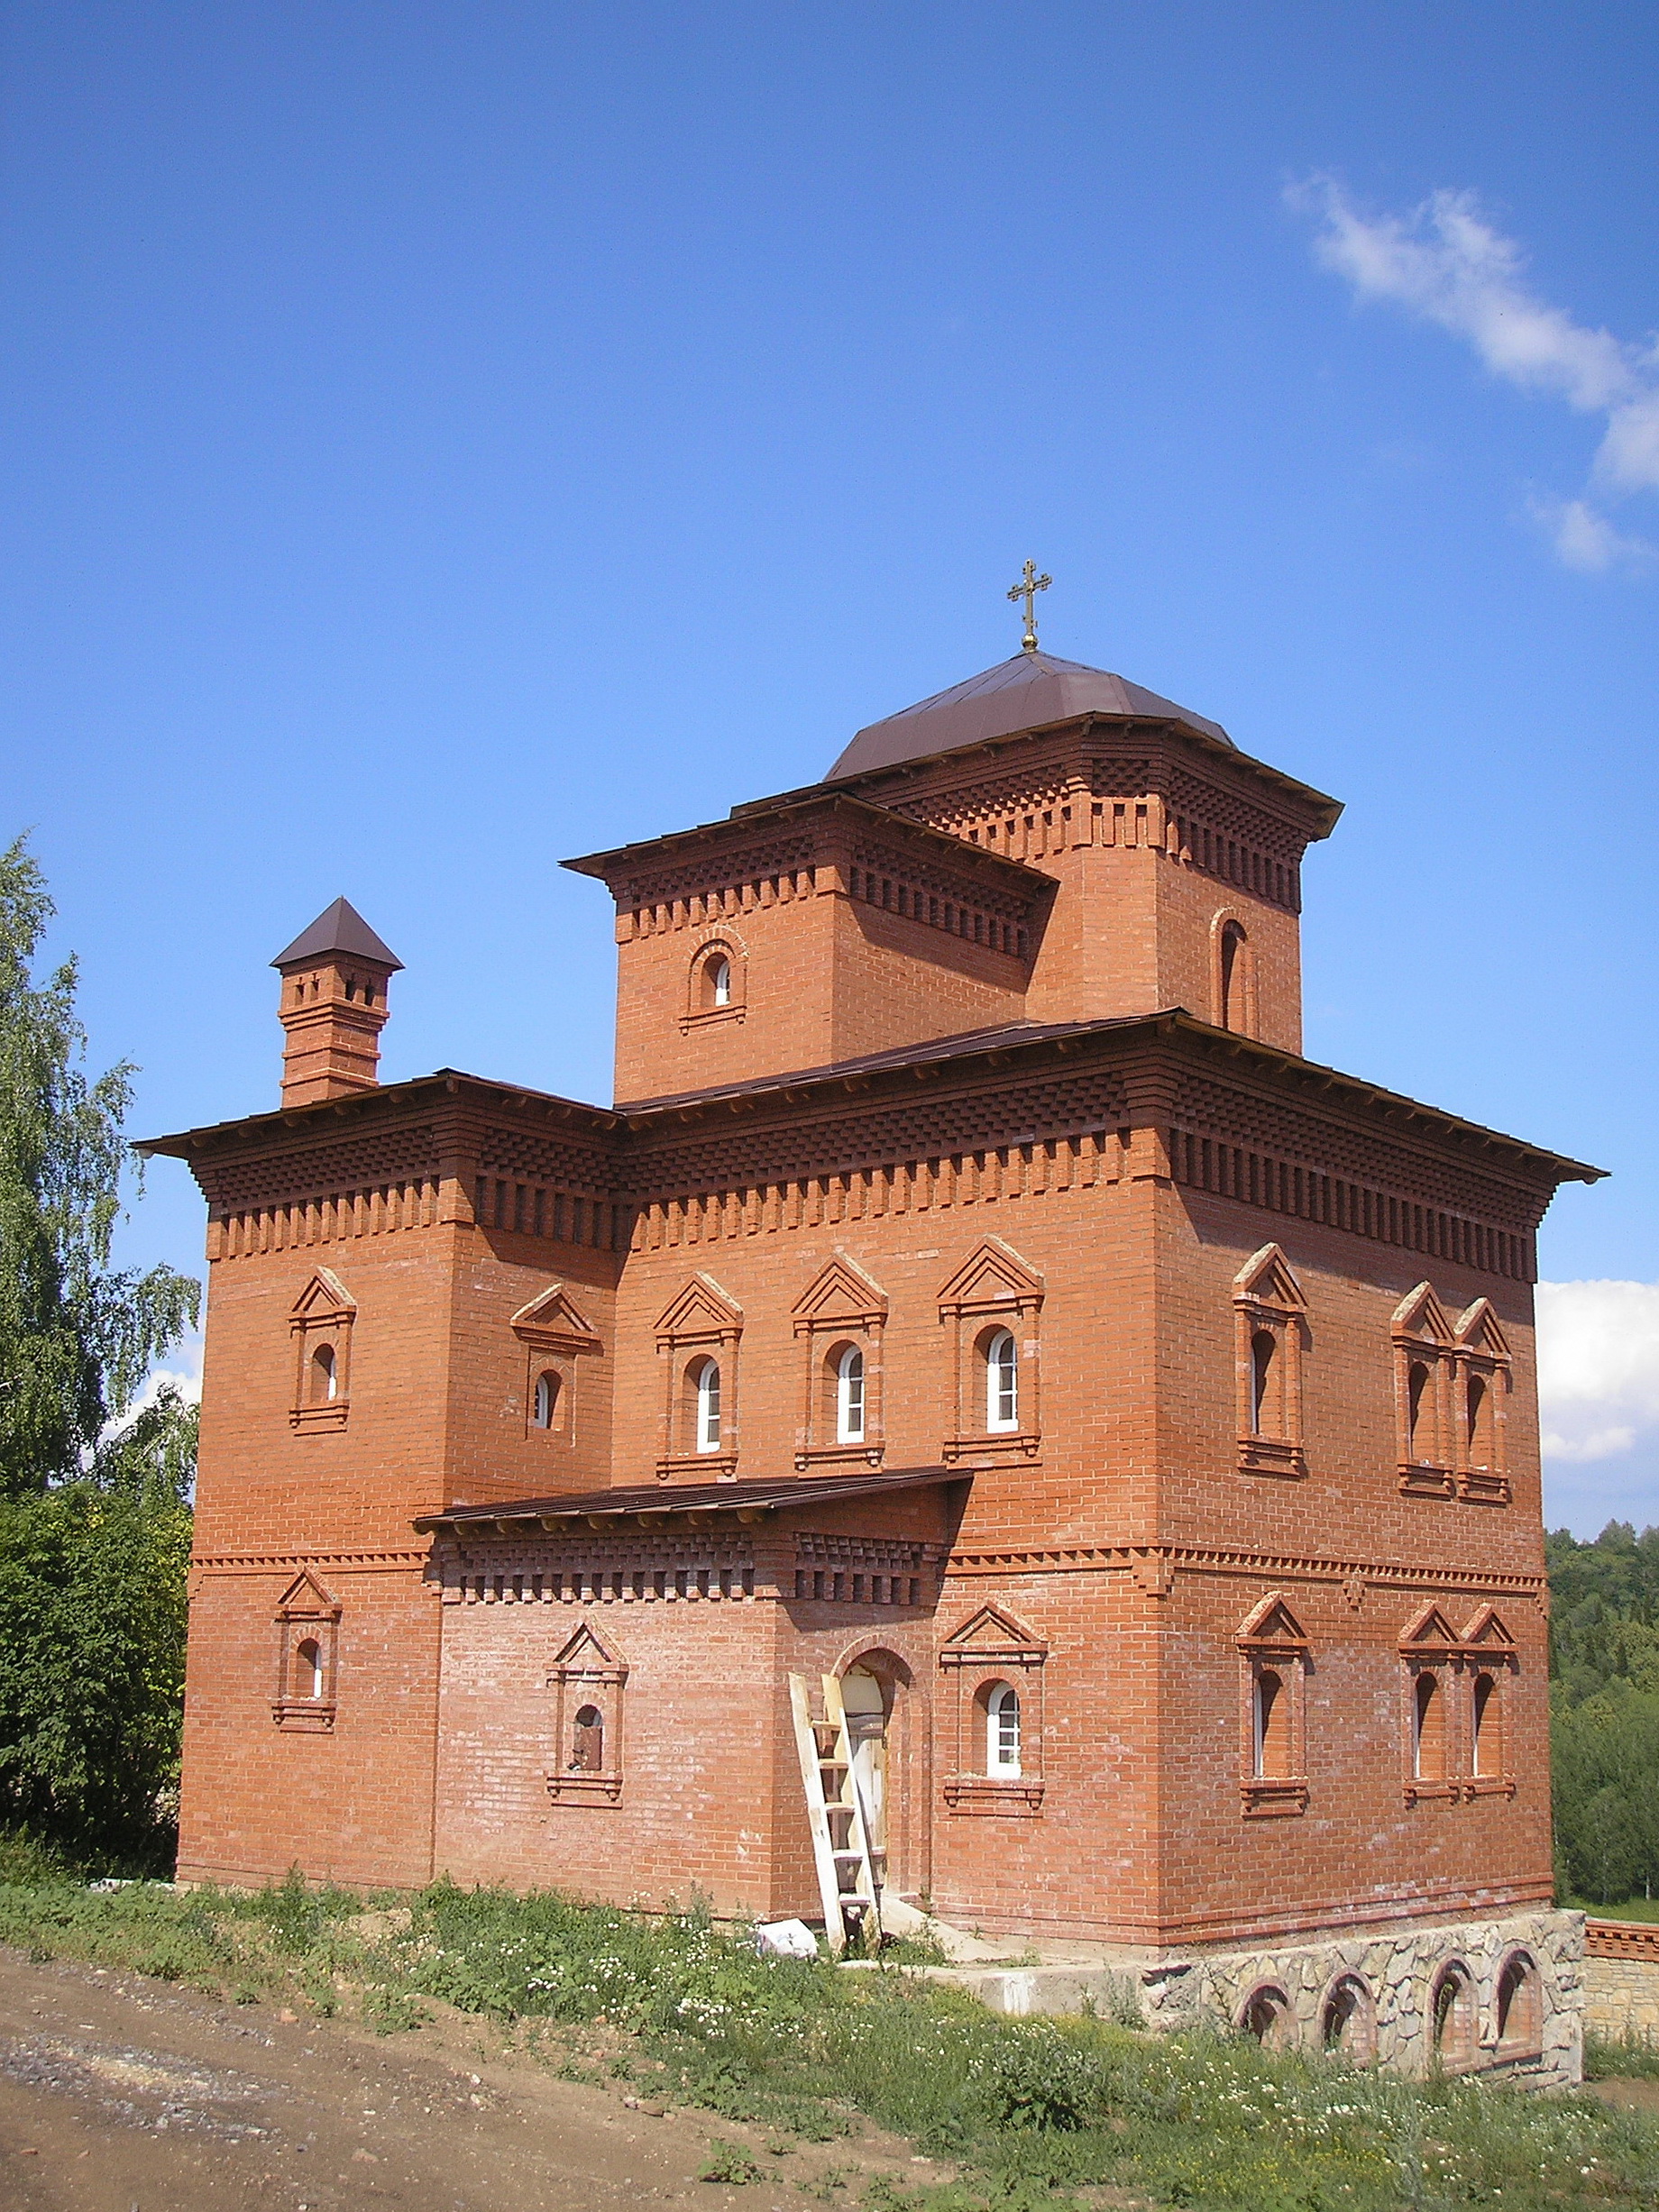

139,1013,1600,1266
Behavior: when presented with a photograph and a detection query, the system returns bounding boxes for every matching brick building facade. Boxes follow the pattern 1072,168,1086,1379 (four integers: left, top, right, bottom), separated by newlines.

145,645,1599,2079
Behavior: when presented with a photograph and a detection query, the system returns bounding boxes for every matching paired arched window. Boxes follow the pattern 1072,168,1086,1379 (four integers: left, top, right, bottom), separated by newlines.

985,1681,1022,1776
835,1344,866,1443
984,1328,1019,1431
310,1342,337,1404
1407,1360,1433,1461
1413,1671,1446,1780
1471,1669,1502,1777
692,1357,722,1452
532,1370,561,1430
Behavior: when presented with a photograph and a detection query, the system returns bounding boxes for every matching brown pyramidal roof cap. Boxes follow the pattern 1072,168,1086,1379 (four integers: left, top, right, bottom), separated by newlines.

270,897,404,973
828,651,1233,781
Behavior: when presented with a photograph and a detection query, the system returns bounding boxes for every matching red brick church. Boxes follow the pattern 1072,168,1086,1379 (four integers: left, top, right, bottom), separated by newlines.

146,617,1598,2079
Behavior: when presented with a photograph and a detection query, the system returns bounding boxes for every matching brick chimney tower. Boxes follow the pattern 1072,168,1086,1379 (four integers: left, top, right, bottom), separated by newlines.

271,898,403,1106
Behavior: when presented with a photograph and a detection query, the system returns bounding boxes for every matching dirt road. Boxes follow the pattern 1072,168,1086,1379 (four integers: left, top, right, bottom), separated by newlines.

0,1948,947,2211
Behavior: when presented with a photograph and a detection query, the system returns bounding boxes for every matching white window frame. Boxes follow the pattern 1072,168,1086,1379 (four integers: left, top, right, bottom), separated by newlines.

533,1370,558,1429
835,1343,866,1442
694,1357,722,1452
710,954,731,1007
985,1328,1018,1432
985,1681,1022,1776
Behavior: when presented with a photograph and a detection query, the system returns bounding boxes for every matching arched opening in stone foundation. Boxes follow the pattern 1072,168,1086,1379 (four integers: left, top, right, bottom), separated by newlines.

1319,1975,1376,2063
1431,1962,1477,2071
1239,1984,1294,2050
1495,1951,1543,2058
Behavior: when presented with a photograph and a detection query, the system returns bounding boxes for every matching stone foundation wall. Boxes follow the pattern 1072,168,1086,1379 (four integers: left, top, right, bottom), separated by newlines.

1583,1955,1659,2044
1139,1909,1582,2085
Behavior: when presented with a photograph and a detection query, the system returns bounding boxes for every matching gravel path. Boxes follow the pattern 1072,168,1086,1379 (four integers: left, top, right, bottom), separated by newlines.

0,1946,947,2211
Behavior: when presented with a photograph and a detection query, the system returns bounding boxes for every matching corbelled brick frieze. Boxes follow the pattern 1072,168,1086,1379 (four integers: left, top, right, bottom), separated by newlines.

170,1015,1571,1281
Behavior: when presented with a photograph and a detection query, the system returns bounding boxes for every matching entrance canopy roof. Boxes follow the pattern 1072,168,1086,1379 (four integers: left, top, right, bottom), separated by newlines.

414,1465,966,1536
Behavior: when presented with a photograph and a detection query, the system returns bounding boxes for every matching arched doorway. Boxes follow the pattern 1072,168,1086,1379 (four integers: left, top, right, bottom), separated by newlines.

839,1665,889,1884
835,1649,923,1900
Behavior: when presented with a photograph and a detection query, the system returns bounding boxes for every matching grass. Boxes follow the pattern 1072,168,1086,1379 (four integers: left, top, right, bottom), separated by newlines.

1569,1897,1659,1924
0,1867,1655,2211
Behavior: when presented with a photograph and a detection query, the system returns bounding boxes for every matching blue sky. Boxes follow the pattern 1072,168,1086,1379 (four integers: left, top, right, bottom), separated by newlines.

4,4,1655,1530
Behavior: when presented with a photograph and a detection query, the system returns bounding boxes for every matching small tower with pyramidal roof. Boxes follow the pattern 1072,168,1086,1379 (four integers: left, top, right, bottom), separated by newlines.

271,898,403,1106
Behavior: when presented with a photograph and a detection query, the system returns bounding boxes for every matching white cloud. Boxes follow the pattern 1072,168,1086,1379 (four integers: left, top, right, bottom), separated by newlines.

1290,178,1659,567
99,1338,204,1445
1528,495,1656,574
1536,1281,1659,1461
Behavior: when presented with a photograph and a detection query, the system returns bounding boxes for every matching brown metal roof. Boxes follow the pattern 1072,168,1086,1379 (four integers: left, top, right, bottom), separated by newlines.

271,897,403,973
828,652,1234,781
414,1465,967,1534
616,1016,1130,1111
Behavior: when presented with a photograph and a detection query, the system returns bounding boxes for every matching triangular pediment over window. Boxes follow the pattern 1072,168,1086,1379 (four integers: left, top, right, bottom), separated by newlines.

1233,1244,1306,1314
936,1238,1043,1320
1459,1604,1517,1650
276,1568,341,1622
289,1268,355,1324
510,1284,603,1354
1236,1593,1309,1651
939,1602,1048,1668
791,1255,888,1334
1392,1282,1453,1347
1454,1298,1512,1361
1399,1603,1461,1652
654,1272,743,1346
549,1620,628,1683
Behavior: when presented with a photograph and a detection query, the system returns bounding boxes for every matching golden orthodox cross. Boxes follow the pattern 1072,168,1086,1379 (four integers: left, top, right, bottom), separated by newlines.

1007,560,1051,653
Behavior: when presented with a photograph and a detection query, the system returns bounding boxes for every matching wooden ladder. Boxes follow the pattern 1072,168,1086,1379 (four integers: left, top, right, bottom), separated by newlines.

788,1671,882,1955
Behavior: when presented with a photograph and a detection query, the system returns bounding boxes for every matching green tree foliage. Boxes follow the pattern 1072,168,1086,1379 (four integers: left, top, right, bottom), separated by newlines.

0,1392,196,1867
0,835,197,1497
0,836,200,1864
1548,1521,1659,1904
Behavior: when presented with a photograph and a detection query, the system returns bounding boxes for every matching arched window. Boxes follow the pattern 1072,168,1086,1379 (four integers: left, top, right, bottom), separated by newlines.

985,1328,1018,1431
1253,1668,1290,1778
835,1344,866,1443
1407,1361,1432,1461
694,946,737,1013
310,1342,337,1405
1220,920,1249,1033
572,1704,604,1771
295,1637,324,1700
1250,1330,1277,1435
693,1357,722,1452
1414,1670,1446,1780
1471,1670,1502,1777
532,1370,561,1430
985,1682,1022,1776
